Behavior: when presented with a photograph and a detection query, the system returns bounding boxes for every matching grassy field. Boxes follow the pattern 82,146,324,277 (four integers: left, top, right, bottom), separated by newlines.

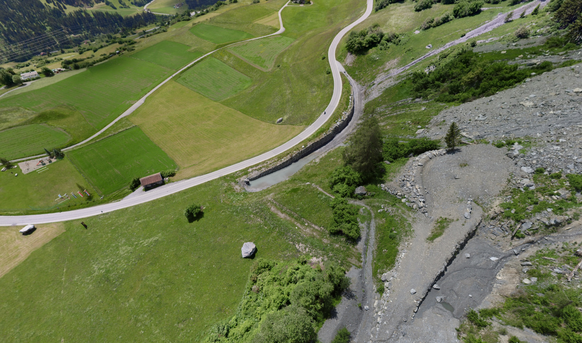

189,23,254,44
130,81,303,179
0,69,87,99
147,0,184,14
219,0,364,125
67,127,177,195
130,40,202,70
0,57,172,131
0,170,358,341
0,224,65,278
177,57,253,101
0,159,97,214
341,1,518,83
0,107,37,131
205,1,280,37
228,35,295,70
0,124,70,159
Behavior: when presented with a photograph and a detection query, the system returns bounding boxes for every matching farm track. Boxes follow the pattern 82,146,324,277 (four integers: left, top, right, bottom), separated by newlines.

0,0,375,224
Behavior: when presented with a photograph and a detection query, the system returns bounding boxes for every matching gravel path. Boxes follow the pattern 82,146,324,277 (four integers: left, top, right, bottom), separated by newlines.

371,145,515,342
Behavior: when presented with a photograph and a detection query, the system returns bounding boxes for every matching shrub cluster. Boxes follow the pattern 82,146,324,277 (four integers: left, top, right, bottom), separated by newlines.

411,49,554,103
414,0,434,12
204,259,349,343
375,0,404,12
453,1,483,18
160,169,176,178
421,12,453,30
383,137,440,162
329,166,362,198
346,24,399,55
329,198,360,240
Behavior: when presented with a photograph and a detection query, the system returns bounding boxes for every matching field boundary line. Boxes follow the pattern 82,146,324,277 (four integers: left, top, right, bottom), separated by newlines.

0,0,375,224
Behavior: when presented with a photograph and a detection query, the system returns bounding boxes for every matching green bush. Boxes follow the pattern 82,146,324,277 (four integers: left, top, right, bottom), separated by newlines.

331,327,351,343
375,0,405,12
508,337,525,343
383,137,440,162
204,259,349,343
329,166,362,197
184,204,203,221
129,177,141,191
346,25,399,55
567,174,582,192
161,169,176,178
535,167,545,174
453,1,483,18
414,0,433,12
550,172,563,179
330,198,360,240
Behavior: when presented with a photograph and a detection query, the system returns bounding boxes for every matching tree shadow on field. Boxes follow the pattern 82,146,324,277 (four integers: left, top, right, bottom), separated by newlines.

186,212,204,223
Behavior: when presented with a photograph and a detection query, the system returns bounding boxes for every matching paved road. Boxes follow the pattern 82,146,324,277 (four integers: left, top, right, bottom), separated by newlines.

0,0,374,225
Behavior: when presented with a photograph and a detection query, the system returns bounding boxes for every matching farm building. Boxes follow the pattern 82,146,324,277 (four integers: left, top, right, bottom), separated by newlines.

140,172,163,189
20,71,39,80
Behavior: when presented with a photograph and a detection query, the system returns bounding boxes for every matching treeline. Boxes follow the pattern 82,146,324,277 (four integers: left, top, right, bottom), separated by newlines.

204,259,349,343
0,0,159,62
411,49,554,103
184,0,221,10
345,24,400,55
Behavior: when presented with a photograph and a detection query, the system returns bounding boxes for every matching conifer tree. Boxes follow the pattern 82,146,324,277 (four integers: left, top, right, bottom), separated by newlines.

445,122,461,150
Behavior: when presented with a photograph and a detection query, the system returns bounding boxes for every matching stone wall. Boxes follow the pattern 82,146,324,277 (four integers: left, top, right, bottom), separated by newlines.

243,95,355,182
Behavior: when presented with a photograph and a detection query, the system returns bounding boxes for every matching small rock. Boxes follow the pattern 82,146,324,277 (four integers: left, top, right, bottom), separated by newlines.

465,253,471,259
276,117,283,124
521,261,533,266
241,242,257,258
355,186,367,196
432,284,441,290
490,257,499,262
436,296,444,303
410,289,417,295
521,166,534,174
530,277,538,283
364,305,369,311
573,88,582,94
464,211,471,219
522,278,531,285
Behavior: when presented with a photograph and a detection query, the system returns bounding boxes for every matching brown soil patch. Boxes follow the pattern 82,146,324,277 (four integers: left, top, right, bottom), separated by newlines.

0,223,65,278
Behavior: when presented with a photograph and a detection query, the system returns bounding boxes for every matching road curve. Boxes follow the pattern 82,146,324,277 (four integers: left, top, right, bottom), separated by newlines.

12,1,291,163
0,0,374,225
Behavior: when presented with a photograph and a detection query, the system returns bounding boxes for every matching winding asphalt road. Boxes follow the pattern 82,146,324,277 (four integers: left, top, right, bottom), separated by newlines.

0,0,374,225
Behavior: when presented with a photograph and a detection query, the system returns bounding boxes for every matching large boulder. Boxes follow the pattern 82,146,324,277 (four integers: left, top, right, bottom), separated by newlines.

355,186,367,196
241,242,257,258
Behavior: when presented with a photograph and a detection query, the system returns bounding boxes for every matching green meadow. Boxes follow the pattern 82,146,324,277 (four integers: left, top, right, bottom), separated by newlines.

219,0,364,125
67,127,176,195
0,124,70,159
0,159,96,214
130,40,202,70
229,35,294,70
177,57,253,101
0,148,360,341
0,57,171,130
189,23,254,44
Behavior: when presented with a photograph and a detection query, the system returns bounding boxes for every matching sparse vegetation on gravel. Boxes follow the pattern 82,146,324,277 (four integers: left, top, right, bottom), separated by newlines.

427,217,453,242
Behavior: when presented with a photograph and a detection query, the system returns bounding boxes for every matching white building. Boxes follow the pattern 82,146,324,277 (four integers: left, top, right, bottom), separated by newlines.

20,71,39,80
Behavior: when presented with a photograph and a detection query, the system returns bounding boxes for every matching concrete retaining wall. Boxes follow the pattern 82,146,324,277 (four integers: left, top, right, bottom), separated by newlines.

247,97,355,181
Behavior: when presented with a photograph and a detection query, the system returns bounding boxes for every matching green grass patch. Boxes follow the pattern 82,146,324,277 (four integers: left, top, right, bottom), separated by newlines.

0,57,172,131
189,23,254,44
427,217,453,242
177,57,253,101
0,124,70,159
229,36,295,70
67,126,176,195
0,107,37,131
129,81,303,180
0,159,96,214
130,40,203,70
274,184,333,229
